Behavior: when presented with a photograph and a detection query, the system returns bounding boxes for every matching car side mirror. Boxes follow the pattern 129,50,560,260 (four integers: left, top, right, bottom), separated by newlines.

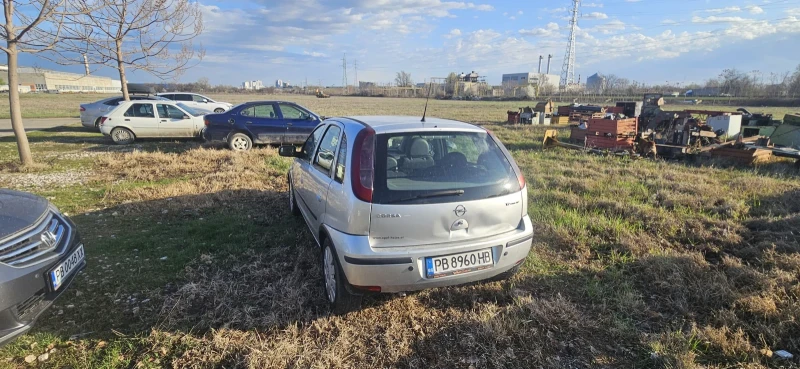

278,145,299,157
202,99,208,103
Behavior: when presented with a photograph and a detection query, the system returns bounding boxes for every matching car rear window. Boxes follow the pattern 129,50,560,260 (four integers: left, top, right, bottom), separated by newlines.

373,131,520,204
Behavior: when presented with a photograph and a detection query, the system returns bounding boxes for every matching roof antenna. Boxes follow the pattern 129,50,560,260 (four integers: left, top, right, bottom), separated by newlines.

421,80,433,122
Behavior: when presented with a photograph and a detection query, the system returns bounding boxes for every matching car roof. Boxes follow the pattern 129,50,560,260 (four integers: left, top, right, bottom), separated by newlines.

330,116,485,134
157,92,201,95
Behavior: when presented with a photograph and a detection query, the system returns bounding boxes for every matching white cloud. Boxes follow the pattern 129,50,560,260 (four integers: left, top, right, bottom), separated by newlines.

746,5,764,14
518,10,524,15
547,7,567,13
519,22,561,37
582,12,609,19
787,8,800,16
703,6,741,14
443,28,462,39
510,16,516,20
303,51,327,57
661,19,678,25
624,0,641,2
691,16,749,24
583,2,604,8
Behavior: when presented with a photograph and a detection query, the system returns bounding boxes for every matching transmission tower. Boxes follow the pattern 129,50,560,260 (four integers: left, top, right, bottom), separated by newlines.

560,0,580,89
342,53,348,94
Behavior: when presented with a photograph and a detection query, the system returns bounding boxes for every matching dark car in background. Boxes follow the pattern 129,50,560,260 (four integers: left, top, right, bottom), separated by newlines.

0,190,86,346
203,101,321,151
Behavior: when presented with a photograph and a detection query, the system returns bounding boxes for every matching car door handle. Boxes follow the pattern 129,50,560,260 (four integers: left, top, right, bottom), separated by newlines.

287,123,293,126
161,120,167,122
124,119,130,121
245,121,252,124
316,194,322,202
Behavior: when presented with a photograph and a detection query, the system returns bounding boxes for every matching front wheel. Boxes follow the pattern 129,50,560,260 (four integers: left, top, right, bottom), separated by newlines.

110,127,135,145
214,108,225,113
228,133,252,151
322,239,362,315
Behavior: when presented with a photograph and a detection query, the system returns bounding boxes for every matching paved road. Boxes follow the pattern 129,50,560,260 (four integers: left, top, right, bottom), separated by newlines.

0,118,76,137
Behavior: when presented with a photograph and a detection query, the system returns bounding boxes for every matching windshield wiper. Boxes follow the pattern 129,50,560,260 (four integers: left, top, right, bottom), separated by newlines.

386,189,465,204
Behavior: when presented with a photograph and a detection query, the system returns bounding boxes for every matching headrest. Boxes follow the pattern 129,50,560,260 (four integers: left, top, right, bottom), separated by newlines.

409,138,429,157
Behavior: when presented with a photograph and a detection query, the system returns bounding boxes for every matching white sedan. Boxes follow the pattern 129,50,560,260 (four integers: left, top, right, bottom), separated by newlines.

156,92,233,113
99,100,208,144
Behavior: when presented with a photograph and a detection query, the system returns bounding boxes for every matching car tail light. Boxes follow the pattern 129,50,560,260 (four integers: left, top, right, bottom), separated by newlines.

99,117,107,125
353,285,381,293
518,173,525,189
351,127,376,202
79,106,85,112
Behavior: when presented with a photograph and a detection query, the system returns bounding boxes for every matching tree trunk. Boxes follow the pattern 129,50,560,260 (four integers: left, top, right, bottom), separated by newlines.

116,40,129,100
6,41,33,165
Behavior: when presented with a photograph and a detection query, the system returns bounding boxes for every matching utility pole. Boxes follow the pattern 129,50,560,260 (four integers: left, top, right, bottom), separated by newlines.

354,59,358,92
342,53,348,95
560,0,580,90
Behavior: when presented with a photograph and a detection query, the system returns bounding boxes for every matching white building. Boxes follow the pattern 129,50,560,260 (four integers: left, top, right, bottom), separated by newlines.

242,80,264,90
501,72,560,90
0,65,121,93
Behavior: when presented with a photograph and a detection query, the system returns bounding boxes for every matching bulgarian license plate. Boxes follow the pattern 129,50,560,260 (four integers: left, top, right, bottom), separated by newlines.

49,245,85,291
425,248,493,278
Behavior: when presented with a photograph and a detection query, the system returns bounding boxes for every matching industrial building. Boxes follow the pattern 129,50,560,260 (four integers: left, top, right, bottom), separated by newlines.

242,80,264,90
586,73,606,93
501,73,560,89
0,65,121,93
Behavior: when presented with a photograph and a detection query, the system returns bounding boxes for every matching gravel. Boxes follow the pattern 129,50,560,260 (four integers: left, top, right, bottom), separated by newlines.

0,170,90,189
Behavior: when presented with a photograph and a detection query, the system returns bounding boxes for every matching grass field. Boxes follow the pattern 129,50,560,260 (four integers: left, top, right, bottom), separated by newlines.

0,96,799,368
1,92,798,121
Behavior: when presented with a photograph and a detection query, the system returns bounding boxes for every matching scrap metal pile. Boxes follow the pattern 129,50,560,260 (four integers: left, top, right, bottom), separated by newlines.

541,93,800,167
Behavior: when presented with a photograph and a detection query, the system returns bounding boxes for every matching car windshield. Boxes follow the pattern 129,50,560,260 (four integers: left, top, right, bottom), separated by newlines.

373,131,520,204
176,103,202,116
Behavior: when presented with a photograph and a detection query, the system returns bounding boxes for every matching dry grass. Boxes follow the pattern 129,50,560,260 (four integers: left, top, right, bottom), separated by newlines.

0,109,799,368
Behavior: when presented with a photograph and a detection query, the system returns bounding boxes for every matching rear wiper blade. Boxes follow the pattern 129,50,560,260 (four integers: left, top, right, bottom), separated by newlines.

386,189,465,204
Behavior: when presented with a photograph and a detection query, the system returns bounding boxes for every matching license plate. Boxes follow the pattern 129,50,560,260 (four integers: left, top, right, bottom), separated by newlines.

49,245,85,291
425,248,493,278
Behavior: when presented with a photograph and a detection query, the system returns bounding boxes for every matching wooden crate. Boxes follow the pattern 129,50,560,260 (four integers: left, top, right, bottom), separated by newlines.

552,115,570,124
710,147,773,165
585,136,635,150
587,118,638,137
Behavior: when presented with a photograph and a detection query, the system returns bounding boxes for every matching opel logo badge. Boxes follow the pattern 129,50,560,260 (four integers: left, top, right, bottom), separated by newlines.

41,231,57,248
454,205,467,217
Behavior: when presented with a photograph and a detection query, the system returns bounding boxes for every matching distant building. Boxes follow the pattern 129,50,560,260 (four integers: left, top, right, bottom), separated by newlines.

242,80,264,90
0,65,121,93
501,72,559,90
586,73,606,93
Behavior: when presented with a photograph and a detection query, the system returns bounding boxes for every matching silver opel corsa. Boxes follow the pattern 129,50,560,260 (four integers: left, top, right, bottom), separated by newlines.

279,116,533,313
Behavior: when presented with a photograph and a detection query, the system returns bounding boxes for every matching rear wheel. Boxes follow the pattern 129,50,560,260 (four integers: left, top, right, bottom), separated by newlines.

288,176,301,216
228,133,252,151
94,117,102,131
110,127,135,145
322,239,362,314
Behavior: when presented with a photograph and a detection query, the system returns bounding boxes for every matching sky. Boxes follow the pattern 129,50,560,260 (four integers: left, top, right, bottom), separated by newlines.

10,0,800,87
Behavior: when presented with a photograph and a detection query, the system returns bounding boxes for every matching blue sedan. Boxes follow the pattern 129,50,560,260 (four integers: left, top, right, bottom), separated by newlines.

203,101,322,151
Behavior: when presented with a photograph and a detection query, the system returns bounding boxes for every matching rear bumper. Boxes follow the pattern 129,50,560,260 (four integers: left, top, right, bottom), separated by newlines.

80,113,95,128
325,215,534,293
203,127,231,143
0,234,86,347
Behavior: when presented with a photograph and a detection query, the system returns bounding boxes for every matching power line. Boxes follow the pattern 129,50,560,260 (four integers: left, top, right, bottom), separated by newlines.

342,53,347,92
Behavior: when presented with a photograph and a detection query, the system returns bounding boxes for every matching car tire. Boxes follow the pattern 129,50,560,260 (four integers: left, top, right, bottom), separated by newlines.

491,263,521,282
94,117,102,131
110,127,135,145
288,176,301,216
214,108,225,113
228,133,252,151
322,238,362,315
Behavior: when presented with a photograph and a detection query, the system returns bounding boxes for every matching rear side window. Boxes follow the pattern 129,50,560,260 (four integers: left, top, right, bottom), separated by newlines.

374,131,519,204
156,104,186,119
278,104,308,119
174,94,193,101
160,94,174,100
313,126,341,175
192,95,206,102
334,134,347,183
123,103,155,118
241,104,277,118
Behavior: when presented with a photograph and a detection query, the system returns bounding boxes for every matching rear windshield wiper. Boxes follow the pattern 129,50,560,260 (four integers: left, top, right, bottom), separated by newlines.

385,189,465,204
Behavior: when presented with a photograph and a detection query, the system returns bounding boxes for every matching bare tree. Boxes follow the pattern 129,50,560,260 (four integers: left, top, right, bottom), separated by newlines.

61,0,204,100
395,71,412,87
1,0,69,165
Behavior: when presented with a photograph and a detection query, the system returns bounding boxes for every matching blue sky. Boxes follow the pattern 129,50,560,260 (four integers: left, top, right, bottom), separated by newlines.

13,0,800,87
